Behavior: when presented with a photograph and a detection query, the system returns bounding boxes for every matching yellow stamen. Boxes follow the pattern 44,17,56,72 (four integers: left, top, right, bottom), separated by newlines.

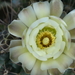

36,31,55,49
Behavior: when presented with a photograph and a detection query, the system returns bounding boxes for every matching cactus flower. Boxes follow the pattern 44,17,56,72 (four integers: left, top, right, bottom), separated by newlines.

8,0,75,75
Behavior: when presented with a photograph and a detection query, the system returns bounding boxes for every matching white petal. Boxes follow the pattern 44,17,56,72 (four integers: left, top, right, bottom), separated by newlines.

10,40,22,48
31,61,47,75
64,42,75,59
35,51,46,56
41,54,73,73
69,28,75,39
63,10,75,30
18,6,36,27
18,52,36,70
33,1,50,19
48,68,61,75
10,46,27,63
50,0,63,17
8,20,27,37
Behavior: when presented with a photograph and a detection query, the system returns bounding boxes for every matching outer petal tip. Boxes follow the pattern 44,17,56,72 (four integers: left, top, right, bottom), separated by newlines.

10,46,27,63
18,52,36,70
50,0,63,17
63,10,75,30
33,1,50,19
18,6,36,27
8,20,26,37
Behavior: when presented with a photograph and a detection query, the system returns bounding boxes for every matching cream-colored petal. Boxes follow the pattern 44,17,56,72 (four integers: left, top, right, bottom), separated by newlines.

53,41,65,59
69,28,75,39
48,68,62,75
64,42,75,59
60,24,71,50
41,58,60,72
18,52,36,70
41,54,73,73
50,0,63,17
10,46,27,63
18,6,36,27
63,10,75,30
50,16,67,26
33,1,50,19
31,61,47,75
56,54,73,73
9,40,22,48
8,20,27,37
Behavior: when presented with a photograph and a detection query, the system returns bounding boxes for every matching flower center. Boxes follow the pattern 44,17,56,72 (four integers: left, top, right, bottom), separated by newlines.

42,37,49,45
36,29,55,49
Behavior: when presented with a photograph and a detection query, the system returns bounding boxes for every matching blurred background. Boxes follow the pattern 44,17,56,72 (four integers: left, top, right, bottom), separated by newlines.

0,0,75,75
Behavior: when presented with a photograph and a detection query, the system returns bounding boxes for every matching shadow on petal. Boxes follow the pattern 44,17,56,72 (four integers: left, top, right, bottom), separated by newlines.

10,46,27,63
8,20,27,37
69,28,75,39
48,68,62,75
